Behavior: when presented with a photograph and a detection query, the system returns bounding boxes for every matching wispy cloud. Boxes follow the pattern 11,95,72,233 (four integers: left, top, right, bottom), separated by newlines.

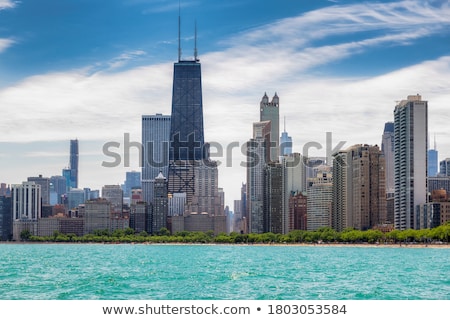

0,0,16,10
224,0,450,48
142,0,200,14
0,38,15,53
106,50,147,70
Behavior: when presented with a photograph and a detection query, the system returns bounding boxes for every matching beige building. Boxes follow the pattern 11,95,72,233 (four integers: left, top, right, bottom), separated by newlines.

307,168,333,231
333,144,387,231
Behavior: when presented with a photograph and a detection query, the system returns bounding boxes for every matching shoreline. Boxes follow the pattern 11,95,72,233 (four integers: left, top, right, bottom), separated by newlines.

1,241,449,248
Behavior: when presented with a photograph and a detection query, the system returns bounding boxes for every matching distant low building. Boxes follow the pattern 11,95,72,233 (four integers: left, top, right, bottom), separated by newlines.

171,212,227,235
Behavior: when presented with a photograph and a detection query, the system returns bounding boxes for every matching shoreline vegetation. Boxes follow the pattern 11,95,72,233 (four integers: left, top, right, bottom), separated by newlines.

8,223,450,247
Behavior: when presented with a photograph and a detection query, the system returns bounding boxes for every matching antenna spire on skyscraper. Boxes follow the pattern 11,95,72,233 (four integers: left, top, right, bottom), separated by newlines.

178,0,181,62
194,20,198,61
434,133,437,150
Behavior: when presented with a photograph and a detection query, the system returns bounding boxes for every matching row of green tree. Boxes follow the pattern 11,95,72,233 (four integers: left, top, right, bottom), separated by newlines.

20,223,450,244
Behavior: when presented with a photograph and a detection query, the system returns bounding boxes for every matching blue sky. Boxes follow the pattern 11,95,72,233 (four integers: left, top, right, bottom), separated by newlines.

1,0,450,205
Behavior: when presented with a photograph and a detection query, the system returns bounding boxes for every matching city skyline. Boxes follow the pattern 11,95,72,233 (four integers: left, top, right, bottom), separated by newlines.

1,0,450,205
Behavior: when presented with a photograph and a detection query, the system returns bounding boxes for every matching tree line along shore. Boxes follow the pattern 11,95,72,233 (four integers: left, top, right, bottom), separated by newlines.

13,223,450,245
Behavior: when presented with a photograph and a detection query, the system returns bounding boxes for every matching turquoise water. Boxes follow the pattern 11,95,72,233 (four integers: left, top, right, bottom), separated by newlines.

0,244,449,300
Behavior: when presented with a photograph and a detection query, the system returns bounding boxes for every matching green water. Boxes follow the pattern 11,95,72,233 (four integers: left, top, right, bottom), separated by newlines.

0,244,448,300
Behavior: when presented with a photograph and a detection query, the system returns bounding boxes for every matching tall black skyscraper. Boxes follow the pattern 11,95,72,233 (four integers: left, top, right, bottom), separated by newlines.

169,60,205,161
168,20,206,204
70,139,79,188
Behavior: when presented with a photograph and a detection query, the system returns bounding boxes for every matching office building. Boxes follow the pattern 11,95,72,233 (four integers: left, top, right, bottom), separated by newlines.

171,212,227,235
0,183,10,197
428,176,450,195
50,175,67,205
260,92,280,162
189,161,221,216
11,182,41,240
428,149,438,178
142,114,171,204
123,171,141,199
168,193,186,216
307,169,333,231
130,188,143,205
67,188,85,210
11,182,41,221
27,175,50,205
264,162,286,234
130,202,149,234
151,172,168,234
83,199,111,235
70,139,79,189
280,117,292,156
62,168,72,192
289,192,307,231
167,45,208,209
381,122,395,194
394,95,428,230
439,158,450,176
102,185,123,217
0,196,12,241
246,138,266,234
333,144,387,231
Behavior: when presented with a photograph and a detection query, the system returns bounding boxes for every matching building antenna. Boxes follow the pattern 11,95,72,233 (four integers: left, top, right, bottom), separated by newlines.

284,115,286,132
434,133,437,150
194,20,198,61
178,0,181,62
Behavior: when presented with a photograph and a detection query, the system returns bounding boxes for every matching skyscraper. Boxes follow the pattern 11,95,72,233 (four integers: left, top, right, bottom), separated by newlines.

332,144,387,231
246,121,270,234
440,158,450,176
169,59,205,162
152,172,168,234
189,160,221,216
260,93,280,162
102,185,123,217
381,122,395,194
50,175,67,204
0,195,12,241
27,175,50,205
168,37,206,207
70,139,79,189
280,117,292,156
307,169,333,231
394,95,428,230
142,114,171,204
11,181,41,221
428,136,438,177
123,171,141,199
264,162,286,234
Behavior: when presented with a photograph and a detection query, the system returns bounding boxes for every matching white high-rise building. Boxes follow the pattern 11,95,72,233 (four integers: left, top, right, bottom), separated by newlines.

307,169,333,231
394,94,428,230
142,114,171,205
11,181,42,240
11,181,41,221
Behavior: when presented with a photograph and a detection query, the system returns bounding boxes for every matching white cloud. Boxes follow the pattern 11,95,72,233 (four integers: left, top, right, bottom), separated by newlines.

0,0,15,10
0,38,15,53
